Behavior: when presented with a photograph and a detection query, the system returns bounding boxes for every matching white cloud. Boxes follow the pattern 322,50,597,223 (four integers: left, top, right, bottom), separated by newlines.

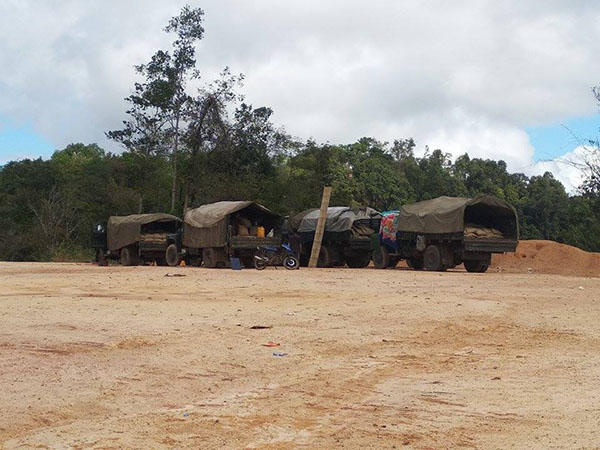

0,0,599,184
373,108,537,170
527,146,592,193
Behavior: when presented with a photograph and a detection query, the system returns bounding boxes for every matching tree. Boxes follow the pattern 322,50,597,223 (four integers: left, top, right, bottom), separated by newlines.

28,187,81,256
411,148,464,200
521,172,569,241
180,69,244,207
0,158,59,260
342,138,413,211
453,154,513,198
282,142,355,212
576,83,600,195
108,5,205,212
578,144,600,196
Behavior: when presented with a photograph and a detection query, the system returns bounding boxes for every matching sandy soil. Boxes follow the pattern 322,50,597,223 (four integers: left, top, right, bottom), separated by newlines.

492,240,600,277
1,262,599,449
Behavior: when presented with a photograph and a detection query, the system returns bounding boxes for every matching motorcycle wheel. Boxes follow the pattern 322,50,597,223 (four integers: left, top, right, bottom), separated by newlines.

283,255,300,270
254,257,267,270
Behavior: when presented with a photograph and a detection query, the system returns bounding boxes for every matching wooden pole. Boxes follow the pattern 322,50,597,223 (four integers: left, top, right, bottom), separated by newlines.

308,186,332,268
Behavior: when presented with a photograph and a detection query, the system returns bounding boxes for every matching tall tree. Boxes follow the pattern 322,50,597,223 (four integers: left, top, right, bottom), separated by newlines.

108,5,205,212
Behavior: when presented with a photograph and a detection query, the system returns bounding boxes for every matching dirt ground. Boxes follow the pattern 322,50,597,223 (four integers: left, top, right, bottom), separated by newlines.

1,262,600,449
492,240,600,277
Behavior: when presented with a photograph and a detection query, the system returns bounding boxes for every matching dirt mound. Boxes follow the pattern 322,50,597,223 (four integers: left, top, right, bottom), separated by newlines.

492,240,600,277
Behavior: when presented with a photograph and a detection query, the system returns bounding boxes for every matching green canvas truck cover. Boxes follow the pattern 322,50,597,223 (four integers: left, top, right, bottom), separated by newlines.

289,207,381,233
183,201,280,248
107,213,181,251
395,195,518,236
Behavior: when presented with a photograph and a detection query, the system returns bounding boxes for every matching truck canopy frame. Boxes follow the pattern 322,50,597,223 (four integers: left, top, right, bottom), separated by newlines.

390,195,518,239
183,201,280,248
288,206,381,234
107,213,181,252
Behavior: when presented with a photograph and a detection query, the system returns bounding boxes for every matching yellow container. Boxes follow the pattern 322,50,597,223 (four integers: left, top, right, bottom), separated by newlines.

257,226,265,238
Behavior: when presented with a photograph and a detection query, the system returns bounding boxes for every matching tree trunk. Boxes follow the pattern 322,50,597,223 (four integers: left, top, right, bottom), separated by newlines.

183,184,189,216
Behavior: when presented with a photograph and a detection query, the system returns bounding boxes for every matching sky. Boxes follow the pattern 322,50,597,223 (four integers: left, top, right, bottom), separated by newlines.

0,0,599,193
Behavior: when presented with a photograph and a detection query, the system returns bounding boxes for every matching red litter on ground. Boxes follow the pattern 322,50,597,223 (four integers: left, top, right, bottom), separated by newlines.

262,342,280,347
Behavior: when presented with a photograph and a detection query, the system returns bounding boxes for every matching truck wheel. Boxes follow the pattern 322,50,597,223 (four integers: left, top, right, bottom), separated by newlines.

329,247,343,266
317,245,333,268
165,244,180,267
132,251,140,265
407,256,424,270
424,245,444,271
202,248,218,268
373,246,390,269
120,246,138,266
299,253,310,267
464,260,490,273
345,253,371,268
188,256,202,267
240,255,255,268
96,249,107,266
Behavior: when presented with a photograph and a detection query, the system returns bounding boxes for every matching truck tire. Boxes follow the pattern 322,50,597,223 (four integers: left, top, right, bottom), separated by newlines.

188,256,202,267
345,253,371,268
373,246,390,269
202,248,218,268
423,245,444,271
407,256,424,270
120,246,138,266
464,259,490,273
317,245,334,268
240,254,255,268
329,246,343,266
165,244,180,267
300,253,310,267
96,249,107,266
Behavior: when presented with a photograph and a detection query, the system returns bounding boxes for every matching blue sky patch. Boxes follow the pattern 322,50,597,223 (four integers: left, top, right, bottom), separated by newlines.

0,119,55,163
527,114,599,161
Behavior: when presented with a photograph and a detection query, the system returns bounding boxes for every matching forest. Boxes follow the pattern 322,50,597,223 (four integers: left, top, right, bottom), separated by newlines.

1,5,599,261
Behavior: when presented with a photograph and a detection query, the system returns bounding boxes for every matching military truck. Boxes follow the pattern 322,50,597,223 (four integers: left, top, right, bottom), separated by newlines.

181,201,282,268
372,195,518,272
92,213,182,266
285,207,381,268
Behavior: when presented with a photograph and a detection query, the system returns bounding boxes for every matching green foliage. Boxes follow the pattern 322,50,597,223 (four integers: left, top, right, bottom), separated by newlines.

2,137,600,261
107,5,207,212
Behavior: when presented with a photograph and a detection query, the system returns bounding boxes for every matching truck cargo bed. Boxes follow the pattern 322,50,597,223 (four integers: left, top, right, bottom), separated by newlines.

464,237,518,253
230,236,282,249
139,242,168,252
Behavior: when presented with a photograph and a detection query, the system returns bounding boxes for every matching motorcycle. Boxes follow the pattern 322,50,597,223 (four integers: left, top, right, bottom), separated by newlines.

254,242,300,270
